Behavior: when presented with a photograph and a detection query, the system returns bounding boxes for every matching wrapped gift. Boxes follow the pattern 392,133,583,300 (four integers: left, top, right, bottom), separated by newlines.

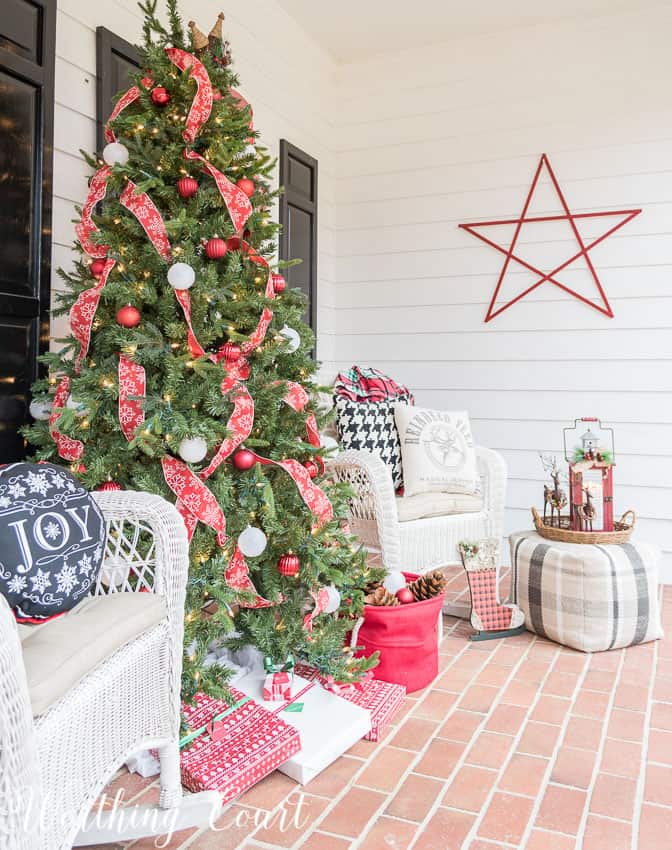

263,671,292,701
180,688,301,800
236,672,370,784
295,663,405,742
262,654,294,702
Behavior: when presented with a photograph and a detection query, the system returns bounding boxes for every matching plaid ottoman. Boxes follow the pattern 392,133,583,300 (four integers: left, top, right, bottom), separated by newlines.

509,531,663,652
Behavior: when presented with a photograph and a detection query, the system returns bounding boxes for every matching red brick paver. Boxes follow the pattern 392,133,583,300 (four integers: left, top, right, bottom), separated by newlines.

85,583,672,850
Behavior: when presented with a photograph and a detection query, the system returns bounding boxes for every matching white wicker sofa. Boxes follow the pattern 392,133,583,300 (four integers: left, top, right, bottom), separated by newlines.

328,446,507,584
0,490,219,850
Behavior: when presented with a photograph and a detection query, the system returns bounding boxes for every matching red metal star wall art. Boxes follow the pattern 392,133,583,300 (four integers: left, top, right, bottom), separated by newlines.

458,153,641,322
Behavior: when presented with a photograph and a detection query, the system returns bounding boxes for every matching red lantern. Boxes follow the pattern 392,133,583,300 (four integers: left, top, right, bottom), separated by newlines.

272,273,286,294
177,176,198,198
563,417,616,532
90,258,106,278
232,448,256,471
96,481,122,491
205,237,228,260
278,553,300,577
236,178,255,198
303,460,319,479
150,86,171,106
220,342,241,363
116,304,141,328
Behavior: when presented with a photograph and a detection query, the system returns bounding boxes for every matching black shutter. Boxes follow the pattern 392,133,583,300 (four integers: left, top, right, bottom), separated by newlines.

279,140,318,335
96,27,141,153
0,0,56,461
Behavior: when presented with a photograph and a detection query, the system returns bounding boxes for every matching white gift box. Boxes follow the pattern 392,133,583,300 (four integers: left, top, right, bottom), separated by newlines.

235,672,371,784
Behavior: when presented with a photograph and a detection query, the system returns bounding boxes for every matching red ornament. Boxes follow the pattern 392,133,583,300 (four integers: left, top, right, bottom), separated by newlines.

177,176,199,198
150,86,171,106
232,448,256,471
212,89,222,101
96,481,122,491
205,237,228,260
277,553,300,577
236,178,255,198
303,460,319,479
272,273,286,294
90,258,106,278
396,587,415,605
219,342,241,363
116,304,141,328
459,154,642,323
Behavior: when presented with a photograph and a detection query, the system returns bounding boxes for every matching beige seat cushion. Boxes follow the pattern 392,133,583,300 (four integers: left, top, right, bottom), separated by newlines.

396,491,484,522
19,593,167,716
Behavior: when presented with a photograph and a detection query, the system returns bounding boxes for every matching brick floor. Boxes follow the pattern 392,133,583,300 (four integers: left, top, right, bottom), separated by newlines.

83,583,672,850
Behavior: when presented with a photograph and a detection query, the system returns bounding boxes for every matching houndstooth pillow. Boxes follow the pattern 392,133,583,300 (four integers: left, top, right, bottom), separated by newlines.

335,398,406,490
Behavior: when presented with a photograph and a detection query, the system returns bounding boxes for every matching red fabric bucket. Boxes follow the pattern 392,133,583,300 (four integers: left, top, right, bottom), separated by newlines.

353,573,445,693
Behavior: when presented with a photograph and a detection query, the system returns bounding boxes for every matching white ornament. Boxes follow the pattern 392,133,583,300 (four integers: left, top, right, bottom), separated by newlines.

66,395,88,417
238,525,267,557
167,262,196,290
320,435,339,452
102,142,129,166
383,570,407,595
101,556,131,588
178,436,208,464
324,584,341,614
279,325,300,352
29,399,52,420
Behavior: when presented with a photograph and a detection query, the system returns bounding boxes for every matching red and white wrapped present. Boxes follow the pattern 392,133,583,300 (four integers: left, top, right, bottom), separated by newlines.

263,670,292,701
294,663,406,742
180,689,301,800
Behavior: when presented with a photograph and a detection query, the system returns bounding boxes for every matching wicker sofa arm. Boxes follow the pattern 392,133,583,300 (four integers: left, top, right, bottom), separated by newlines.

0,596,42,849
475,446,507,539
327,449,401,570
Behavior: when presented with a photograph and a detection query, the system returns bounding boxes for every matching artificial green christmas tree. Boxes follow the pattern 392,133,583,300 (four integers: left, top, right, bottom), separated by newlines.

24,0,381,701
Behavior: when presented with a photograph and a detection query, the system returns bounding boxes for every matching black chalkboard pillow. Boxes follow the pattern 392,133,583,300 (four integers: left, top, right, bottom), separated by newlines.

0,463,106,622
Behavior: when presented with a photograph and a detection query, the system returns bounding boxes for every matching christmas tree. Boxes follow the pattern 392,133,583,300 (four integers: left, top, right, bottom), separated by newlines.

24,0,382,701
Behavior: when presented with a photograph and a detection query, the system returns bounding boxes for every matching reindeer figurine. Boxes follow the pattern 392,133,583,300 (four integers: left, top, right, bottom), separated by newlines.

575,485,596,531
540,455,568,527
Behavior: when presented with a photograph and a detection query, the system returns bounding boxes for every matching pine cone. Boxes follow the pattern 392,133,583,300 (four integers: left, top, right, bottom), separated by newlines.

408,570,447,601
365,585,400,606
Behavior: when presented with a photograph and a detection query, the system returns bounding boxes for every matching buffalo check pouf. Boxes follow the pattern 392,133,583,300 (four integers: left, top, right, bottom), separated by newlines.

509,531,664,652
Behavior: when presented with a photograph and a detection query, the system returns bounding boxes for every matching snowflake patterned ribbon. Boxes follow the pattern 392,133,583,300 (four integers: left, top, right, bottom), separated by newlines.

165,47,213,143
118,355,146,441
49,378,84,462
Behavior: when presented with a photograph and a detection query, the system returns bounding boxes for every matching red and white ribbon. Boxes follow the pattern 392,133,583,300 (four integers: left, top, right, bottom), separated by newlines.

174,289,206,359
75,167,111,259
303,588,330,632
200,378,254,479
120,180,172,261
118,355,146,441
49,377,84,462
70,257,116,372
183,148,252,233
104,77,153,143
165,48,213,143
225,546,276,608
161,456,228,546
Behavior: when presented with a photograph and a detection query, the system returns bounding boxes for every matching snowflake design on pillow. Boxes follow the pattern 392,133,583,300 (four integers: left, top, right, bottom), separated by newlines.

0,462,106,621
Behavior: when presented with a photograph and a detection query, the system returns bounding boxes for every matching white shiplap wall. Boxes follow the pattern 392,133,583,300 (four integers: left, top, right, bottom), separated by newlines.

51,0,338,368
331,6,672,577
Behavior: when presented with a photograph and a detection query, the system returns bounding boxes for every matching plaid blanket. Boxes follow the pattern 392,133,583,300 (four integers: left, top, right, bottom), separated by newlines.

334,366,414,405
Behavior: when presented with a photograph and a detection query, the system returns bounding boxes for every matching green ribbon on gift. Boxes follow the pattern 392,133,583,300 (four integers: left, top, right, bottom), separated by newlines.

263,653,295,674
179,696,251,750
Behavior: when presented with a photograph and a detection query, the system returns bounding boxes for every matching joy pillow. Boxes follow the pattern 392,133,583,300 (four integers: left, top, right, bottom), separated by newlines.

0,463,105,622
394,405,479,497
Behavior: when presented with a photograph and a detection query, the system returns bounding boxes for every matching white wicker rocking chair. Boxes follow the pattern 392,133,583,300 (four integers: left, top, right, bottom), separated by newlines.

328,446,507,615
0,490,221,850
